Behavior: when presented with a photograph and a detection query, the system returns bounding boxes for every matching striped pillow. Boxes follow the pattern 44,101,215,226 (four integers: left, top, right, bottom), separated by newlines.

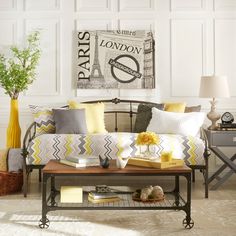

29,105,56,135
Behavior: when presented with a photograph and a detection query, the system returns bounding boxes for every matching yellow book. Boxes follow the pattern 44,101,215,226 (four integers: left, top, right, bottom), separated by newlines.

127,157,184,169
61,186,83,203
88,195,120,204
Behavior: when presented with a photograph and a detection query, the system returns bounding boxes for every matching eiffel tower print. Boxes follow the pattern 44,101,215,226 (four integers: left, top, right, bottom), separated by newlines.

90,31,104,79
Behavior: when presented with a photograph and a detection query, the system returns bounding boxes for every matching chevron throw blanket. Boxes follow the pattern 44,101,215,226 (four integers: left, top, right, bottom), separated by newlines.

27,132,205,166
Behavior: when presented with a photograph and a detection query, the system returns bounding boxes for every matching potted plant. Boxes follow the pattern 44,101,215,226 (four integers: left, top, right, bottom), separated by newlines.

0,31,41,148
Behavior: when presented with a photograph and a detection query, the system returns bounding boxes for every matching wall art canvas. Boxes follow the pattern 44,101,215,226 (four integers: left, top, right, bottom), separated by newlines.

76,30,155,89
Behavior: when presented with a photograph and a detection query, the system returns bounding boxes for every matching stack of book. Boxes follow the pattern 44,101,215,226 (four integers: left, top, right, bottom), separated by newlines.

60,155,100,168
218,123,236,130
88,191,120,203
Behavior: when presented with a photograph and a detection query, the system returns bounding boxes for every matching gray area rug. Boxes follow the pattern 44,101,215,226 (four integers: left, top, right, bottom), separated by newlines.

0,198,235,236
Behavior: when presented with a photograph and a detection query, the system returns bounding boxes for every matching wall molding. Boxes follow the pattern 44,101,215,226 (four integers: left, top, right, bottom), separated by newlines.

0,0,17,11
214,18,236,97
170,18,206,97
214,0,236,11
0,0,236,147
170,0,206,12
118,0,154,12
76,0,111,12
24,0,61,11
23,19,61,96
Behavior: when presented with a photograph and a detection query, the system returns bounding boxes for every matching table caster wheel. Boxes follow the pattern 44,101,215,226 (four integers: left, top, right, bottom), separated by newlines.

39,217,50,229
183,218,194,229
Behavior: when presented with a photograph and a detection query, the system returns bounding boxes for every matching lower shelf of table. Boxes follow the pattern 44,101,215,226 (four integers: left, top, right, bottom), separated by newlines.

48,191,186,210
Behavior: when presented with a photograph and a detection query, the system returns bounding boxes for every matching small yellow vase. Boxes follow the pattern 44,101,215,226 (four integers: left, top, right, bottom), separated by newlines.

6,99,21,148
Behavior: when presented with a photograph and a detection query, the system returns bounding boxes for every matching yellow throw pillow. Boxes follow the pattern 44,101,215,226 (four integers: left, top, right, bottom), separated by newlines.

0,149,9,171
164,102,186,113
68,101,107,134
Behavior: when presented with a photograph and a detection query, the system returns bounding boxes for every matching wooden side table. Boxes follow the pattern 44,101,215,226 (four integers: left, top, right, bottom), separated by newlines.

204,129,236,190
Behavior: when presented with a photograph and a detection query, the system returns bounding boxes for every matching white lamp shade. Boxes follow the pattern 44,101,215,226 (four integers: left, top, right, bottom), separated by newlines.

199,76,230,98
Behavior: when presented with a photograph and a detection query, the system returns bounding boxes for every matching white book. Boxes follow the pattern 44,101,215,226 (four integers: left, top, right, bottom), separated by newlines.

60,159,99,168
66,155,99,164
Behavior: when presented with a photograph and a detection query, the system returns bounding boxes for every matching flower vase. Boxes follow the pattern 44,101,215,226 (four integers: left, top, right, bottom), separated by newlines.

6,99,21,148
140,145,156,158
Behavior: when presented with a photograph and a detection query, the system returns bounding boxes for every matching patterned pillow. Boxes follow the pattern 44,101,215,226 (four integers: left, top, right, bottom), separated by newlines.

29,105,56,135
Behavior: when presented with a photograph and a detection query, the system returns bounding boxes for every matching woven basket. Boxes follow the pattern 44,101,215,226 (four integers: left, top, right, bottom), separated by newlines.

0,171,23,196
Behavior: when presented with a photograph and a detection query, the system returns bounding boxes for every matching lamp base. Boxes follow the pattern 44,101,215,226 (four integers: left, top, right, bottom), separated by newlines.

207,122,219,130
207,98,220,130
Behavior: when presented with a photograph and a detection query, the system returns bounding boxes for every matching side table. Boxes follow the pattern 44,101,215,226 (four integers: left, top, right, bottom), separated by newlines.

204,129,236,190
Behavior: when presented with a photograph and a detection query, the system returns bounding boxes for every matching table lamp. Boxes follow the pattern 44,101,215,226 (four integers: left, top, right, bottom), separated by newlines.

199,75,230,130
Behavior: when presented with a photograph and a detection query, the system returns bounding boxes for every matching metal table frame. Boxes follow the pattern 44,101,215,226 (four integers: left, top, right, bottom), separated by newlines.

204,129,236,190
208,148,236,190
39,171,193,229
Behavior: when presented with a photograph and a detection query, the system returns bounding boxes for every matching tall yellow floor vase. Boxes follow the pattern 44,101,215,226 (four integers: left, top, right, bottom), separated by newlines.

6,99,21,148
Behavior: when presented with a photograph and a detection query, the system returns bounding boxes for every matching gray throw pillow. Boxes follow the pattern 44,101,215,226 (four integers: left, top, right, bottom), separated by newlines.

185,105,201,113
134,103,164,133
52,109,88,134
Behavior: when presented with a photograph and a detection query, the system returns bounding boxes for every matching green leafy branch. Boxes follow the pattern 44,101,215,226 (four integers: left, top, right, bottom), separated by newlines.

0,31,41,99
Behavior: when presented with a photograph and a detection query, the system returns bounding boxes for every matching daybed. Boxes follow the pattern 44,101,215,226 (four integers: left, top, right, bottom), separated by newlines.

22,98,209,198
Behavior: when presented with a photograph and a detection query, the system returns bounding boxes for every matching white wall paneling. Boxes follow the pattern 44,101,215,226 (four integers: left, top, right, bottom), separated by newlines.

118,19,154,30
214,0,236,11
0,19,17,96
0,0,236,148
24,19,61,96
76,19,111,30
214,18,236,97
24,0,60,11
76,0,112,12
171,0,206,11
170,19,206,97
0,0,16,11
118,0,154,12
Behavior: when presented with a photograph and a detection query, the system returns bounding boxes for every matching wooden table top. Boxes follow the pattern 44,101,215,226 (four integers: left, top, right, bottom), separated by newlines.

43,160,191,175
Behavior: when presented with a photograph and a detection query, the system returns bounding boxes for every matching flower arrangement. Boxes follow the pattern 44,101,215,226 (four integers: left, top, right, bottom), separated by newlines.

0,31,41,148
136,132,159,146
136,132,159,157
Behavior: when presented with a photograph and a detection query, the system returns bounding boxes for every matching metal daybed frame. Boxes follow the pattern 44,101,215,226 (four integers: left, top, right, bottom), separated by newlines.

22,98,210,198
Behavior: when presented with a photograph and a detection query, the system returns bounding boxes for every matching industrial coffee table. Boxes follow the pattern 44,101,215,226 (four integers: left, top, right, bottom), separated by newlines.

39,160,193,229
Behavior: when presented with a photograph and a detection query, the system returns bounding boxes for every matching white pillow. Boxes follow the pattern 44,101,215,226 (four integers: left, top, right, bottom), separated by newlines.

147,108,205,137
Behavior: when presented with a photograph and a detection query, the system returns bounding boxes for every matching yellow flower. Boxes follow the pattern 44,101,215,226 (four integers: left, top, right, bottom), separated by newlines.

136,132,159,145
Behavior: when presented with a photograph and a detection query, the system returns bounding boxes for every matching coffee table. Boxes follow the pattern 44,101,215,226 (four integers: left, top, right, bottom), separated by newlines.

39,160,193,229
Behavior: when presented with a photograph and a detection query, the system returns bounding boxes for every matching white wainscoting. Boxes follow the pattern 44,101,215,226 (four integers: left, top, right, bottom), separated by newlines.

0,0,236,150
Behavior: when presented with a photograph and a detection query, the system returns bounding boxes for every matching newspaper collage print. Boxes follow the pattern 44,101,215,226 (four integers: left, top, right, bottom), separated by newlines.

77,30,155,89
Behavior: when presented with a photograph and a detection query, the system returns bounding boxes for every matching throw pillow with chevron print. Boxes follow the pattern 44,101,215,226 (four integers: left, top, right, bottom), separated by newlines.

29,105,56,135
